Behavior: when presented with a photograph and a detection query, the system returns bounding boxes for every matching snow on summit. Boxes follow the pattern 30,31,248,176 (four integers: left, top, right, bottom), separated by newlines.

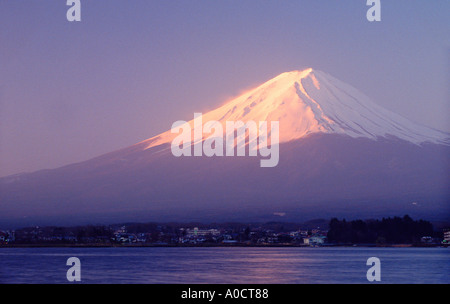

140,68,450,150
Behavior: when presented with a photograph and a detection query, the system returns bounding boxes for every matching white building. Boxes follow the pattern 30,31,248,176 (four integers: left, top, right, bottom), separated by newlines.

443,229,450,244
186,227,220,237
304,236,326,246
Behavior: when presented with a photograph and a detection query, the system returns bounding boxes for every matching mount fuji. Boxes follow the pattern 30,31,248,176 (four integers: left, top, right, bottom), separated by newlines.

1,68,449,227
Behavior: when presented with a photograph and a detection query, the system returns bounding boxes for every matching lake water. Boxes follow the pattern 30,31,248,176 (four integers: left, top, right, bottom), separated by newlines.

0,247,448,284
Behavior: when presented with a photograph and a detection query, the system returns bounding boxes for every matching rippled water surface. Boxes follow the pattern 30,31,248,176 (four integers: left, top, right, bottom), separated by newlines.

1,247,448,284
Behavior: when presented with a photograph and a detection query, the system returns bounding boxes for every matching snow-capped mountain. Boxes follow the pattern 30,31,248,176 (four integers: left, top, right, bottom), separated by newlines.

1,69,449,227
138,68,449,151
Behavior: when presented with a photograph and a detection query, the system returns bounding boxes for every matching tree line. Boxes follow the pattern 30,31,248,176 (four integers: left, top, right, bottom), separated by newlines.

327,215,437,244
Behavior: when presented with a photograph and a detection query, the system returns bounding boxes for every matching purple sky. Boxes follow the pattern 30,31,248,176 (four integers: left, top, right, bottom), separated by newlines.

1,0,449,177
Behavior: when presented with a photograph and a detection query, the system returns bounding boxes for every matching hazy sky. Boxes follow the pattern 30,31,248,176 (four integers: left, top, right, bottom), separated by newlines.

1,0,449,177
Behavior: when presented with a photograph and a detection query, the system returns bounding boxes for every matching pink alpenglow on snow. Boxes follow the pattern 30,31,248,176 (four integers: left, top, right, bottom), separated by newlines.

138,68,449,152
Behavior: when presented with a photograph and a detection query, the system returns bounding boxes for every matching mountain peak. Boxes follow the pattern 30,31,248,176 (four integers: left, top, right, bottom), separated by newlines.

278,67,314,77
140,69,449,150
264,68,315,87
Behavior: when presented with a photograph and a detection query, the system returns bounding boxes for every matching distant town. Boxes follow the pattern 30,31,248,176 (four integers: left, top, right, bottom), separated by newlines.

1,215,449,247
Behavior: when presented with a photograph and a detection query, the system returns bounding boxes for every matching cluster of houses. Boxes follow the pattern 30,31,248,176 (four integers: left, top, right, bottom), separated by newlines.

112,226,152,244
110,225,328,246
289,229,327,245
2,225,449,246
